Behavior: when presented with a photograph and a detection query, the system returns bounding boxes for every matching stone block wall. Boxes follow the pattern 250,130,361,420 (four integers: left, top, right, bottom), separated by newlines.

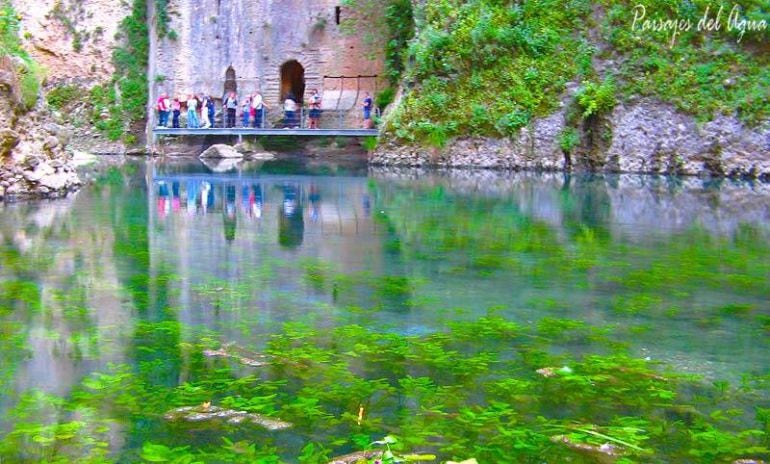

151,0,386,126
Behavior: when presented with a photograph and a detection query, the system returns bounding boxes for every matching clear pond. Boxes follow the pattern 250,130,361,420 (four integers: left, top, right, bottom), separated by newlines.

1,158,769,463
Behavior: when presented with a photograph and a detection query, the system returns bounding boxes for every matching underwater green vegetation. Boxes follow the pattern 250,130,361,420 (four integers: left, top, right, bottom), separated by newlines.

0,312,768,463
1,165,769,463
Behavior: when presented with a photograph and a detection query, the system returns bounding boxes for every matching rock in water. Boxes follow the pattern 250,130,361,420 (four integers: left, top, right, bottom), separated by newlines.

164,405,292,430
326,450,380,464
202,346,270,366
199,144,243,159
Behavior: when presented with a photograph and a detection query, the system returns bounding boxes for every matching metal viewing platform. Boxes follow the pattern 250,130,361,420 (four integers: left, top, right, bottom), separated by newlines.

152,128,379,137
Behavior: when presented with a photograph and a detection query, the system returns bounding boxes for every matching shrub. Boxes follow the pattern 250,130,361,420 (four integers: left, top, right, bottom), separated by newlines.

375,87,396,110
18,65,41,111
47,84,81,110
576,77,616,119
361,136,378,151
559,127,580,154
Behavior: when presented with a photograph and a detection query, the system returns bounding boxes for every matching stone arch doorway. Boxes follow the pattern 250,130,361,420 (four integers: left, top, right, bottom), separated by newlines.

280,60,305,104
224,66,237,96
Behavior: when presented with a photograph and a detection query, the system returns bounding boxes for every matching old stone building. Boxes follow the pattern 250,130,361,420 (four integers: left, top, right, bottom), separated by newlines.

149,0,386,126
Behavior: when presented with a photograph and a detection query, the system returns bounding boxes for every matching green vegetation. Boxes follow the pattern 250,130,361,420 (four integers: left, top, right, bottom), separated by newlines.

89,0,148,142
0,1,43,111
604,0,770,125
377,0,415,111
154,0,174,38
362,135,379,151
558,126,580,154
575,76,616,119
386,0,594,145
46,84,81,110
384,0,769,146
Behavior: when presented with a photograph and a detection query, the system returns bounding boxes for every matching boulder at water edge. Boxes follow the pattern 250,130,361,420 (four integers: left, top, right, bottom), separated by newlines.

199,144,243,159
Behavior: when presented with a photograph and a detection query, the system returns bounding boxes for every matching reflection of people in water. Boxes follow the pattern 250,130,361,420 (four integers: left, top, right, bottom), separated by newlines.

186,180,199,214
172,181,181,211
224,184,237,242
309,184,321,222
362,193,371,217
251,184,263,219
158,181,170,218
200,181,214,213
241,184,250,216
278,184,304,248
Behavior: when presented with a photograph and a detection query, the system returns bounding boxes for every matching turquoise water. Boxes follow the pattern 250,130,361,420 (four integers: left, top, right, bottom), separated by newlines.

1,158,769,463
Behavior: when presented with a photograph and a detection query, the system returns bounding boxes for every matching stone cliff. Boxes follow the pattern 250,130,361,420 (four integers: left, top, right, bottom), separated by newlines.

17,0,129,85
0,0,130,200
374,0,770,179
372,101,770,179
0,57,80,199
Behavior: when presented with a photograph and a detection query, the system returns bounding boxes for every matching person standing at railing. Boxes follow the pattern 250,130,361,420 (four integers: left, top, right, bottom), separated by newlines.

241,96,251,127
308,89,321,129
200,95,212,129
251,92,268,128
156,92,170,127
284,93,298,128
224,92,238,128
362,91,373,129
171,97,181,128
207,96,216,128
186,94,199,128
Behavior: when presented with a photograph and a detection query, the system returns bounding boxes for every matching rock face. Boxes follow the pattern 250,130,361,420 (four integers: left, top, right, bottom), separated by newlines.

371,112,567,170
14,0,130,85
0,63,80,200
0,120,81,200
605,101,770,178
373,100,770,179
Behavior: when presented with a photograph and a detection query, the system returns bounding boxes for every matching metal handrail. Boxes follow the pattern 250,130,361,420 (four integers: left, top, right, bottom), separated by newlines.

176,105,376,130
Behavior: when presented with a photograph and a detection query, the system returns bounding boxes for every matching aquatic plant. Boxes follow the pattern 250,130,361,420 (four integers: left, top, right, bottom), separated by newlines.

1,165,769,463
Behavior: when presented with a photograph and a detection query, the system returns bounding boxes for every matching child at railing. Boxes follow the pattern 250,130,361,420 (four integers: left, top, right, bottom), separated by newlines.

241,97,251,127
308,89,321,129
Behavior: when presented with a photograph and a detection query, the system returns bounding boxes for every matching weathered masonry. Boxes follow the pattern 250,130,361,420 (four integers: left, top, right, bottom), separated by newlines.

148,0,386,127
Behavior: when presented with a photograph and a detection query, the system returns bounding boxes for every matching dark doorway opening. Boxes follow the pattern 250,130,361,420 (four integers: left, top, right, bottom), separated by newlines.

280,60,305,104
224,66,237,97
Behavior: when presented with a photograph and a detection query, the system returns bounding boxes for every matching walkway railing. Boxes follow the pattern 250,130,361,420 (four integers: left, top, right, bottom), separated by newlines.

154,106,380,137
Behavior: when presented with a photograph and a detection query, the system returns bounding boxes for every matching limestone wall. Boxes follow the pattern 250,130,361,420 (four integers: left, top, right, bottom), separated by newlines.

152,0,386,119
14,0,130,84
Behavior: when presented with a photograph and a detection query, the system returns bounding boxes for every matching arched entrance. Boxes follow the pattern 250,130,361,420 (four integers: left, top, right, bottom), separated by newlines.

224,66,237,96
280,60,305,104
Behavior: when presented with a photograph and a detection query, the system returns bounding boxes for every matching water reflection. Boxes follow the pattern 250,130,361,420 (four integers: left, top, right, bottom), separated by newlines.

279,184,303,248
1,160,769,461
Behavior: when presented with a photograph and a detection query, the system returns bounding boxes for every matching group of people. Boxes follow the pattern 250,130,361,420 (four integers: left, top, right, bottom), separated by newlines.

156,91,269,129
156,89,375,129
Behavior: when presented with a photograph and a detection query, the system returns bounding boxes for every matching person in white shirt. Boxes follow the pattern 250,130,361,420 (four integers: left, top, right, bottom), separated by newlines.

283,93,298,128
251,92,268,128
308,89,321,129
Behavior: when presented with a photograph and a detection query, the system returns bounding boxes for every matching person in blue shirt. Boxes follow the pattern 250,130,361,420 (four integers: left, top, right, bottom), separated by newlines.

362,92,373,128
